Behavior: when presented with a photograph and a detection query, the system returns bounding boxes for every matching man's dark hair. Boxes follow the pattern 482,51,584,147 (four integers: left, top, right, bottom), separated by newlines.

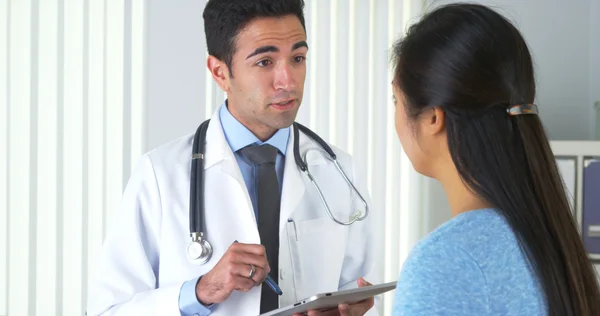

203,0,306,75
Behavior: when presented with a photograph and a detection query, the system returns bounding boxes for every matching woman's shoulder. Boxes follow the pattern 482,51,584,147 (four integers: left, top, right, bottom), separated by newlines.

393,208,546,315
421,208,515,250
402,208,528,284
393,217,492,315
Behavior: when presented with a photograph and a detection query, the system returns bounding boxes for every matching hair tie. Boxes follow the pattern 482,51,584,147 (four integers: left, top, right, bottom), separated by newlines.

507,103,538,116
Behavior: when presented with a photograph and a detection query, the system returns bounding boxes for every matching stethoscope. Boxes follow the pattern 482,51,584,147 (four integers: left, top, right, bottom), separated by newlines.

186,119,369,265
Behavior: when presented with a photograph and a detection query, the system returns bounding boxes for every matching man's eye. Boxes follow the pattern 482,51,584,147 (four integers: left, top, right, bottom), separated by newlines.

256,60,272,67
294,56,306,63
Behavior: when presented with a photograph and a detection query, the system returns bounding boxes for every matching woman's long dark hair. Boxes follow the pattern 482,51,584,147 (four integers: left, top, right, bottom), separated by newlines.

392,3,600,315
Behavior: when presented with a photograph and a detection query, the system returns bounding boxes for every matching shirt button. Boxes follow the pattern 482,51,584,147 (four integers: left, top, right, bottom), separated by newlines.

194,314,199,316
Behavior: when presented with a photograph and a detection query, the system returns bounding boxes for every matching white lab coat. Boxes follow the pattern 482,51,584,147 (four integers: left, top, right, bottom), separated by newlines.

86,109,380,315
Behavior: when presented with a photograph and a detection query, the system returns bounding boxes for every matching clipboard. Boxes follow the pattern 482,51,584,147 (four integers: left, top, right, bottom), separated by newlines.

259,281,397,316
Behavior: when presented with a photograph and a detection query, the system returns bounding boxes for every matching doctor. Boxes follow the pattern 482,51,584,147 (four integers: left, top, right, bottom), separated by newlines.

86,0,379,315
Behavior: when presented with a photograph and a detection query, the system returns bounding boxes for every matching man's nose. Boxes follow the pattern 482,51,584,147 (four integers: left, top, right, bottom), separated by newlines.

273,63,296,91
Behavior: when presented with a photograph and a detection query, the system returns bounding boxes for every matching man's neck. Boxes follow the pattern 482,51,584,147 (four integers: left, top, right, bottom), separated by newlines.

226,103,276,142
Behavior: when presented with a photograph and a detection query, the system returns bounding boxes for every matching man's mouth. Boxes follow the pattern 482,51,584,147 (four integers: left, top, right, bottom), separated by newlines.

270,99,296,111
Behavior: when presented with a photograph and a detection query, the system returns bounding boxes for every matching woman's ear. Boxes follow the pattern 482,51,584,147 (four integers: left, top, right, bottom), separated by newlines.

422,106,446,135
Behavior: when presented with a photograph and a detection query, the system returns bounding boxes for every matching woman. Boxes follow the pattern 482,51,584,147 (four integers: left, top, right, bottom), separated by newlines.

390,3,600,316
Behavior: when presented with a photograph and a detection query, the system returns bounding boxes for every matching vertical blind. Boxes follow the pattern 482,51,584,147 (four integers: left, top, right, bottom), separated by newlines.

1,0,145,315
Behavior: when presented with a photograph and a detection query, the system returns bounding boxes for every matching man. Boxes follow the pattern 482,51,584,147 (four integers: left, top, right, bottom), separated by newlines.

86,1,380,315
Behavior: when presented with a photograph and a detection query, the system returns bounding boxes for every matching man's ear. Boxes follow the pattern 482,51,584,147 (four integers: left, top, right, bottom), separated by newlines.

207,55,230,92
423,106,446,135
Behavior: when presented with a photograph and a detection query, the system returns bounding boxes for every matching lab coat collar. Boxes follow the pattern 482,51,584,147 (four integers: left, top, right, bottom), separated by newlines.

203,108,233,170
203,107,329,170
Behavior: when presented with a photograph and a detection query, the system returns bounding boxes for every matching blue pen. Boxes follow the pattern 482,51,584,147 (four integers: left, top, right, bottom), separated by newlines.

264,273,283,296
234,240,283,296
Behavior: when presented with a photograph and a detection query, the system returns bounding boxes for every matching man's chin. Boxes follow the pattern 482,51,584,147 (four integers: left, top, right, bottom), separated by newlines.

268,108,299,128
271,121,295,130
268,116,297,130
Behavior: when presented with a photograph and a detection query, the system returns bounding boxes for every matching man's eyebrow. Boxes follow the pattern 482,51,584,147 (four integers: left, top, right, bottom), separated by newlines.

245,41,309,60
246,46,279,59
292,41,309,51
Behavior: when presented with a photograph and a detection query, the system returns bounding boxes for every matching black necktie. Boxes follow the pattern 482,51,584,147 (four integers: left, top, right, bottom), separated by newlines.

239,144,280,312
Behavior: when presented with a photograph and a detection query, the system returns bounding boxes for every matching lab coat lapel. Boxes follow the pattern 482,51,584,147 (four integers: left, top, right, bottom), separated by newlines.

203,109,257,228
279,125,330,233
279,126,306,234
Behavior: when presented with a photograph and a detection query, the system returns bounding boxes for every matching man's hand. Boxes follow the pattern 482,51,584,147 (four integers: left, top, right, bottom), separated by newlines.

196,242,270,305
293,278,375,316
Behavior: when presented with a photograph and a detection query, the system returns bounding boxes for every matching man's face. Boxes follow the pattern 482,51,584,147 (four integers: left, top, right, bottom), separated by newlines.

222,15,308,139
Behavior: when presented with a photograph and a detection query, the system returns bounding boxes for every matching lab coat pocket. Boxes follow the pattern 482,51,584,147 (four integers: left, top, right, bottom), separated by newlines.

287,216,349,299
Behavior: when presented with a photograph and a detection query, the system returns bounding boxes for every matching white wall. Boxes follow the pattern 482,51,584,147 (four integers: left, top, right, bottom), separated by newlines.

591,0,600,139
145,0,221,151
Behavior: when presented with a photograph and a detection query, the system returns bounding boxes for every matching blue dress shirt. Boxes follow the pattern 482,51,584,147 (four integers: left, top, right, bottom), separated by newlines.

178,102,290,315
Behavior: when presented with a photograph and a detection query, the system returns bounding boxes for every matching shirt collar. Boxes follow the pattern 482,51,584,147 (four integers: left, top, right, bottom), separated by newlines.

219,101,290,155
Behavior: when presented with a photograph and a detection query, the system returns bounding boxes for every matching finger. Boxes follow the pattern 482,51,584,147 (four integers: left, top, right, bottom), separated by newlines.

360,297,375,309
226,262,269,286
309,308,339,316
339,304,351,316
228,251,271,273
357,277,372,287
230,242,267,257
230,275,257,292
227,262,265,283
322,308,342,316
340,297,375,316
237,254,271,277
249,266,268,284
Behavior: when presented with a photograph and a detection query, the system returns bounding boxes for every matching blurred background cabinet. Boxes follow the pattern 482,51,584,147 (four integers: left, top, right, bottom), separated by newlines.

551,141,600,263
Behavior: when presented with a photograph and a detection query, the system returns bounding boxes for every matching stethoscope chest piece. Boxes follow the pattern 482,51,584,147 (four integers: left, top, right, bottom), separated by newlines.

187,234,212,265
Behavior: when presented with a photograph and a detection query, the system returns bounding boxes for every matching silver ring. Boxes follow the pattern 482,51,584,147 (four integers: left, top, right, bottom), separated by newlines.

248,264,256,279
